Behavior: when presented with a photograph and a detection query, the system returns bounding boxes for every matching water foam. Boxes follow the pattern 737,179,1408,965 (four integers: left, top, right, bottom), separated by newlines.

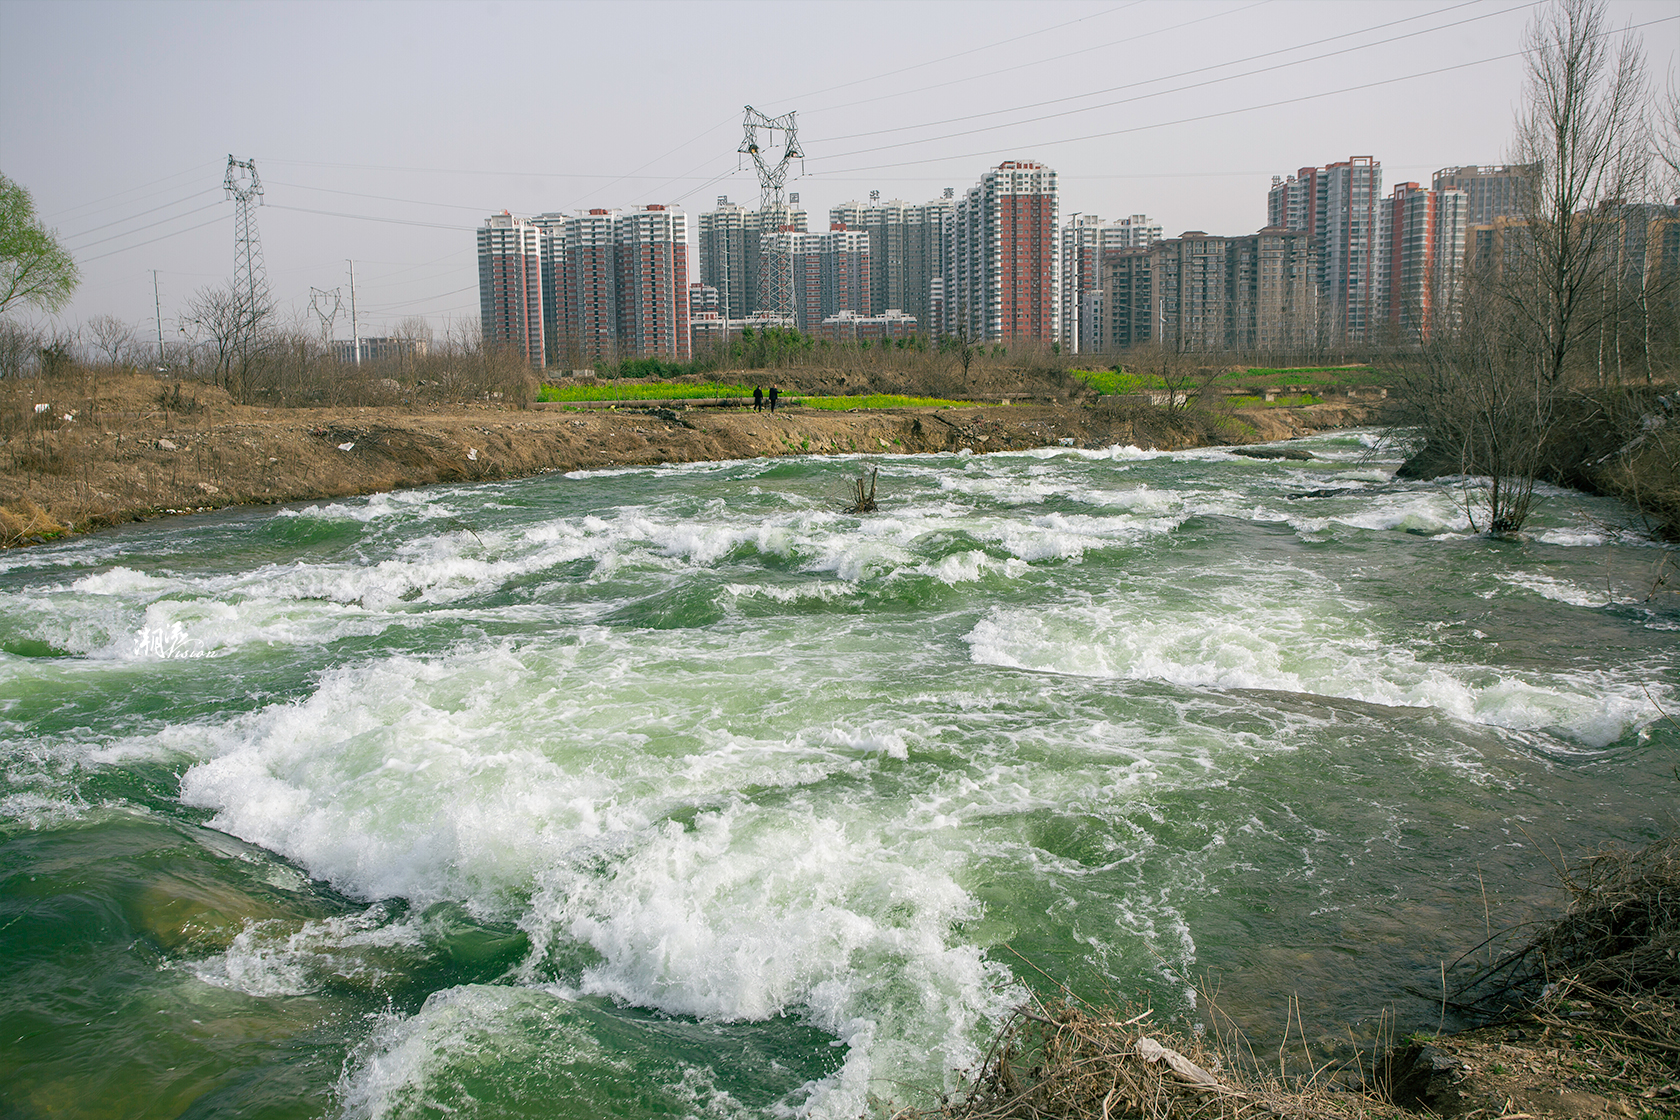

965,597,1655,749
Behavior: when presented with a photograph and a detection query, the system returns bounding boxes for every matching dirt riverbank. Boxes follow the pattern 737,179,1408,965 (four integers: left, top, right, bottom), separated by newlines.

0,370,1374,545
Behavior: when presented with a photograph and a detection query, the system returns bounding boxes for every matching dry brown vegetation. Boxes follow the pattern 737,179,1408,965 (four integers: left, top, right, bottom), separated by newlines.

891,994,1411,1120
892,834,1680,1120
0,340,1373,548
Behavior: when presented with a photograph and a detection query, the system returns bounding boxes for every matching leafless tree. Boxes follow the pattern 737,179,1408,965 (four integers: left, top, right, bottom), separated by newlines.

182,280,275,394
85,315,135,366
1655,67,1680,195
1506,0,1649,390
1400,0,1655,534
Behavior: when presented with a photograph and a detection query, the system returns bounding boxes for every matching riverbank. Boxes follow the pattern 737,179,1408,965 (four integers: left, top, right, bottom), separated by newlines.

0,370,1373,546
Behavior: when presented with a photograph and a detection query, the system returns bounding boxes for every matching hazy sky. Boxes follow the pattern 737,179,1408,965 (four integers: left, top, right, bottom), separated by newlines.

2,0,1675,346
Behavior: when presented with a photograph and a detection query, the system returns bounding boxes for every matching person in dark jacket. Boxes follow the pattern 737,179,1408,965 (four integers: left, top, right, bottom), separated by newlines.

753,386,763,412
768,385,779,413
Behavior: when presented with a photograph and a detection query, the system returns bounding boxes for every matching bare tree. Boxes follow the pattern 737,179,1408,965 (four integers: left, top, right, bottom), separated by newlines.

1655,68,1680,195
1507,0,1649,390
86,315,135,366
1399,0,1655,534
183,280,274,394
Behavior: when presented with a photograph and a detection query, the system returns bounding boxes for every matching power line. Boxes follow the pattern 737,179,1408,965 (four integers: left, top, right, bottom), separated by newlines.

63,188,223,244
67,200,224,251
359,283,478,314
81,213,228,263
43,163,221,223
810,13,1679,177
804,0,1272,119
777,1,1146,106
265,203,475,231
266,181,497,213
812,0,1539,161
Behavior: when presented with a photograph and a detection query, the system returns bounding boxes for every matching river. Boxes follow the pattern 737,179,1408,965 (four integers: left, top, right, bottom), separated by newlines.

1,430,1674,1119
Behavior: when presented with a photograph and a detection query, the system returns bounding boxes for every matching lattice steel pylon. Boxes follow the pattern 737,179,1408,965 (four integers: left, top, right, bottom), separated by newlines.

223,155,270,320
739,106,801,325
309,287,342,345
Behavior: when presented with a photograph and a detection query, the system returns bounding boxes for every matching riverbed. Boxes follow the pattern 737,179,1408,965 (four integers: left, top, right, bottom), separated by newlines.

1,430,1673,1118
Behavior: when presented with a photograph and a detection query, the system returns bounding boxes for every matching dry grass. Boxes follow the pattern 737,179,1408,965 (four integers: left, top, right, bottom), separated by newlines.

891,993,1408,1120
1448,832,1680,1075
0,499,67,546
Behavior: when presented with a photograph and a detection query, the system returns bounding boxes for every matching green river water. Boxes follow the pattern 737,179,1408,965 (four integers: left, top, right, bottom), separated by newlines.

0,431,1674,1118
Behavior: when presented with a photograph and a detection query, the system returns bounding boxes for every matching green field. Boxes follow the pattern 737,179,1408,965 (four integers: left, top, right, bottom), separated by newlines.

797,394,969,410
1073,364,1388,403
537,381,753,403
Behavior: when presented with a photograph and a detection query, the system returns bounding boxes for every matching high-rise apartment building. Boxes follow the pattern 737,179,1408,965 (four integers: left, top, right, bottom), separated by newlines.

615,204,691,362
827,192,957,331
1432,165,1535,227
1099,247,1153,352
1385,183,1467,340
1097,227,1317,356
1059,213,1162,351
562,208,620,365
697,197,807,321
949,160,1058,343
481,205,692,367
530,212,569,367
1268,157,1385,343
476,212,546,367
1229,227,1319,353
788,225,871,331
697,197,752,322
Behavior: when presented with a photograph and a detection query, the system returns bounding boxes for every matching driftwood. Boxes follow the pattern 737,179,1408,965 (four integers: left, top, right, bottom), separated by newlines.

849,467,878,513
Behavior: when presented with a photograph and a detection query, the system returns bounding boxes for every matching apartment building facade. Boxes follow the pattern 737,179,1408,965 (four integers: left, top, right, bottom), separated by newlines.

787,225,871,332
1432,165,1535,227
615,204,691,363
697,197,808,321
1268,157,1385,344
1385,183,1467,340
1059,213,1161,351
949,160,1059,343
476,212,546,367
1097,227,1317,356
477,205,691,366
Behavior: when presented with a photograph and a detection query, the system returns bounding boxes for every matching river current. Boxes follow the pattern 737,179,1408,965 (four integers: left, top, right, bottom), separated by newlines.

1,430,1675,1118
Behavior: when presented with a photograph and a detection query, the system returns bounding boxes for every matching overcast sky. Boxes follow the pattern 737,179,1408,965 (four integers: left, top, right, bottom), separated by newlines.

2,0,1675,346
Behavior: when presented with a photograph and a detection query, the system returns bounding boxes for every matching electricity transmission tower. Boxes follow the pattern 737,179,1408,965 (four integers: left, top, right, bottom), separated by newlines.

739,106,801,325
223,155,271,322
309,287,343,348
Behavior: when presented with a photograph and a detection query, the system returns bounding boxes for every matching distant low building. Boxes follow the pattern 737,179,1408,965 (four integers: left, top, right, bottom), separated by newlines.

331,336,429,364
815,309,918,344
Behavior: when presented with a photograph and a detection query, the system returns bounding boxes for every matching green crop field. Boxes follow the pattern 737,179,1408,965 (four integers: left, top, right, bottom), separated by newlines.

537,381,752,403
798,394,969,410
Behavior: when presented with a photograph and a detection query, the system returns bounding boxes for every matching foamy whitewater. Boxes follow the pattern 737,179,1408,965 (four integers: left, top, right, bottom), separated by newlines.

1,429,1675,1118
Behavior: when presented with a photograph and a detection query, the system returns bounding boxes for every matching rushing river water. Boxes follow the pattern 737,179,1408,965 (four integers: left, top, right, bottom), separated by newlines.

1,430,1675,1119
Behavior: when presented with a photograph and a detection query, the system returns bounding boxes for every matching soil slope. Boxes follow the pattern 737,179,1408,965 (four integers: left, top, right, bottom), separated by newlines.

0,371,1371,545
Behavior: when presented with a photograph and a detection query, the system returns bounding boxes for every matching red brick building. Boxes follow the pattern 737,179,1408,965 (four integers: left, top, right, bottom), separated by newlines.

949,161,1058,344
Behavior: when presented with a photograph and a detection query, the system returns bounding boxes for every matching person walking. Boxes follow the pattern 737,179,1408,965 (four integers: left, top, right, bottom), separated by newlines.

768,385,779,413
753,385,763,412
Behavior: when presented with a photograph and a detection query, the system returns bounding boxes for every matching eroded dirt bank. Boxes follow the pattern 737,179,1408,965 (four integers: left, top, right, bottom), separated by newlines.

0,372,1373,544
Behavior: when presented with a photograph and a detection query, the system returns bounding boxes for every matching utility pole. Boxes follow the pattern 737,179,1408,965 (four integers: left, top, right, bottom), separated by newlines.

152,270,165,367
347,259,361,366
